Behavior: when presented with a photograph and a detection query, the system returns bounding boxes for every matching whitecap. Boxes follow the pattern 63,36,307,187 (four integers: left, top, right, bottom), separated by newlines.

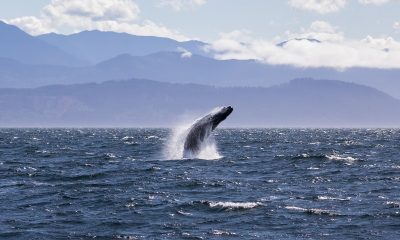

266,179,277,183
105,153,117,159
16,166,37,172
386,201,400,208
125,203,136,208
35,150,50,154
317,196,351,201
325,154,357,162
212,230,237,236
146,135,159,139
285,206,338,216
206,201,262,210
177,210,193,216
116,235,137,240
307,167,320,170
285,206,306,211
121,136,134,140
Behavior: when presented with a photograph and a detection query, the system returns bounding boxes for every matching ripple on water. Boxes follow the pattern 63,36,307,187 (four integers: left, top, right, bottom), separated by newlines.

0,128,399,239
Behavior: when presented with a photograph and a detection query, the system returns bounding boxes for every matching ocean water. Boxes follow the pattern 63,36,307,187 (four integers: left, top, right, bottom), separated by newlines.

0,128,399,239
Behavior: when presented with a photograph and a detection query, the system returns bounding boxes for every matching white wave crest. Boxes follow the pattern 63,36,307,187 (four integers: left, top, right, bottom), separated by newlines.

212,230,237,236
317,196,351,201
386,201,400,208
285,206,338,216
326,154,357,162
121,136,134,140
206,201,262,210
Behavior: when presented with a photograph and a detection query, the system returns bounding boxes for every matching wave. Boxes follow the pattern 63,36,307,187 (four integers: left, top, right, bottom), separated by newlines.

386,201,400,208
177,210,193,216
317,196,351,201
211,230,237,236
291,152,357,163
285,206,339,216
121,136,134,141
326,154,357,162
291,153,326,160
201,201,262,210
146,135,159,140
16,166,37,173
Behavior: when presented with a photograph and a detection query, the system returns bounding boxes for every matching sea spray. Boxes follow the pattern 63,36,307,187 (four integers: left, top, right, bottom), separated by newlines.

164,123,222,160
163,123,190,159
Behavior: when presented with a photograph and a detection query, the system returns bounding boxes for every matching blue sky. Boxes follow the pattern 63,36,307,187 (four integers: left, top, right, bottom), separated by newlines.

1,0,400,68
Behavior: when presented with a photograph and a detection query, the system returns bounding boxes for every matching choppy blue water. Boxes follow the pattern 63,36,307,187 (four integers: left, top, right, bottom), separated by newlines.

0,128,399,239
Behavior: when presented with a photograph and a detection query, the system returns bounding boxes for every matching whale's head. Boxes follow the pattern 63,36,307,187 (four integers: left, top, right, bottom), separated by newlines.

210,106,233,130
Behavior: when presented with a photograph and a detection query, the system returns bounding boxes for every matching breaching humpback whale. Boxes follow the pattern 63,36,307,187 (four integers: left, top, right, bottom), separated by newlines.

183,106,233,158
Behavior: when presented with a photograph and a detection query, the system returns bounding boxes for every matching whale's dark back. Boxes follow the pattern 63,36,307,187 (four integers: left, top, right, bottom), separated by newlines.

183,106,233,158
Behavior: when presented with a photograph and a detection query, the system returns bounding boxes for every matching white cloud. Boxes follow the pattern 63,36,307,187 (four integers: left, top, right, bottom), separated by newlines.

394,21,400,30
177,47,193,58
288,0,346,14
358,0,390,5
159,0,206,11
6,0,188,41
287,20,344,42
7,16,51,36
209,22,400,69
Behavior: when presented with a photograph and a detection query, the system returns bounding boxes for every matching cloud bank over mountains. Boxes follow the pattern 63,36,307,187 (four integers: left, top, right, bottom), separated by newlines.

3,0,400,69
210,21,400,69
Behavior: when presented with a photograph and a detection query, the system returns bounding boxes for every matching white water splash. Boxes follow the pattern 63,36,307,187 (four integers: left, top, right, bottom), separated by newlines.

163,109,224,160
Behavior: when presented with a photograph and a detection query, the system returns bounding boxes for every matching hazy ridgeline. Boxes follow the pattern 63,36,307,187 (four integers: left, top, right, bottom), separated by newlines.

1,79,399,127
1,20,400,127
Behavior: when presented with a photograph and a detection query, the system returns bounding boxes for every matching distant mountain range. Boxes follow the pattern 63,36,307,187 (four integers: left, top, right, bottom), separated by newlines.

0,21,86,66
1,78,399,127
1,21,400,127
0,48,399,98
0,21,399,98
38,30,208,64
